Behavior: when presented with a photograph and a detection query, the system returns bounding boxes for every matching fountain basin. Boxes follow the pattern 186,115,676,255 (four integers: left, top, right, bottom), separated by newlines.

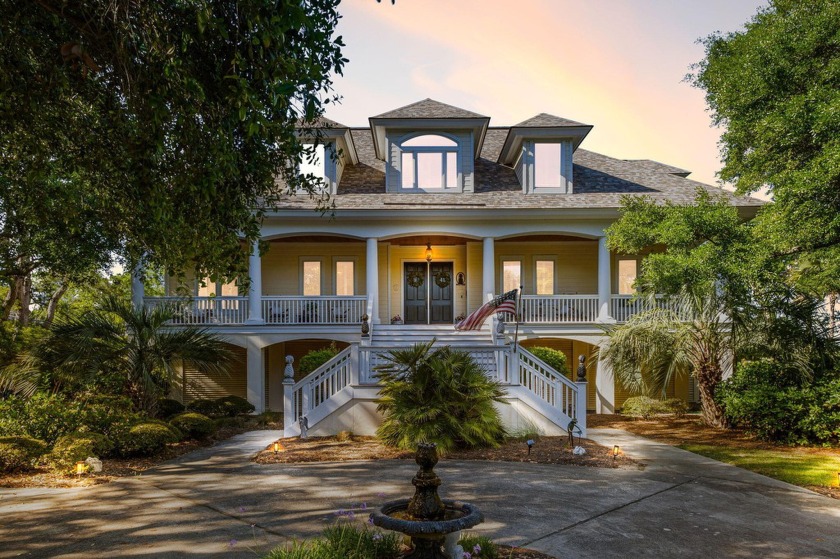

370,499,484,537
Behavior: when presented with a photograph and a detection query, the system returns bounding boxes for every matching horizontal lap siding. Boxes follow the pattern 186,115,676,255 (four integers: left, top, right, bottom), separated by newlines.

496,241,598,295
262,242,366,296
466,242,483,312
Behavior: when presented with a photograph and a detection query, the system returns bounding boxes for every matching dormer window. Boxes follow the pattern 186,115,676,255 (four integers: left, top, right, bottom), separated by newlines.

534,142,563,188
399,134,459,190
298,143,328,191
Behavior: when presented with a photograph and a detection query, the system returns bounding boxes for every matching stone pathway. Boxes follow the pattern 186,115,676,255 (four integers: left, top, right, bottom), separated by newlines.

1,429,839,558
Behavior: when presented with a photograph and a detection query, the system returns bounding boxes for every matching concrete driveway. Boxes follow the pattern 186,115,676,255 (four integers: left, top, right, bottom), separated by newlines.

1,429,838,558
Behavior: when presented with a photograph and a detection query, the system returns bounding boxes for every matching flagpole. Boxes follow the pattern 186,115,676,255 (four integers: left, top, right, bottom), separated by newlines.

513,285,522,352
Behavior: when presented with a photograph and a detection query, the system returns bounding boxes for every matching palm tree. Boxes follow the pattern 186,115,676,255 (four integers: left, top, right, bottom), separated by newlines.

2,296,233,413
374,340,506,453
599,290,732,428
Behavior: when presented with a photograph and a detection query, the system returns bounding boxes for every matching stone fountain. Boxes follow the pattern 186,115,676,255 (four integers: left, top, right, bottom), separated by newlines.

370,443,483,559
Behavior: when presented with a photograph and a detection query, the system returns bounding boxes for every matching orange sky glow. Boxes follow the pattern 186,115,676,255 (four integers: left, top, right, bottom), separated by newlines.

325,0,768,193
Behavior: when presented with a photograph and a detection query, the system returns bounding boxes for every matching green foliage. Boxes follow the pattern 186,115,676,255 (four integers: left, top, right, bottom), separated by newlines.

375,341,506,454
527,347,570,376
299,343,341,375
212,416,247,430
170,412,215,440
691,0,840,258
16,297,232,412
187,398,224,417
663,398,689,418
264,522,401,559
621,396,667,419
458,534,498,559
48,432,113,474
0,436,47,473
216,395,255,416
114,421,180,457
716,359,840,444
156,398,185,419
0,0,347,289
0,393,81,445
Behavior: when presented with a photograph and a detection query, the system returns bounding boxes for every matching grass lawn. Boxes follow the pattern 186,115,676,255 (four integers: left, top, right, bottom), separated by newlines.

589,414,840,499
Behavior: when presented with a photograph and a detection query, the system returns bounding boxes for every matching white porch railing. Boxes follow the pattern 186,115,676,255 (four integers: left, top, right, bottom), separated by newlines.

609,295,691,322
513,345,586,435
144,296,248,325
263,296,367,325
515,295,600,323
286,345,357,434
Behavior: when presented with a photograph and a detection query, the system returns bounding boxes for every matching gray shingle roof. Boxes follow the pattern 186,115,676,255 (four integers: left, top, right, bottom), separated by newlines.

296,116,348,129
371,98,488,119
274,126,763,212
514,113,589,128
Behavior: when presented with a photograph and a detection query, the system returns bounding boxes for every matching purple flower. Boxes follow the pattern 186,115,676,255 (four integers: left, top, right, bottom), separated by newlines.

368,516,375,526
335,509,344,516
373,533,383,541
360,502,367,510
377,492,386,498
238,506,246,513
348,511,355,520
463,553,472,559
228,539,238,548
473,544,482,554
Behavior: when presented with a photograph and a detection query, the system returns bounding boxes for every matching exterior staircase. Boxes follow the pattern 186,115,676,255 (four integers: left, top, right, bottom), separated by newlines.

282,320,587,439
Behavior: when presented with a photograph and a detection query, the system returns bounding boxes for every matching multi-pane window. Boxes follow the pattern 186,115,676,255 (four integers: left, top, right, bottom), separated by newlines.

617,259,637,295
335,261,354,296
535,260,554,295
502,260,522,293
534,143,562,188
298,143,327,191
302,261,322,296
400,134,458,189
197,278,237,297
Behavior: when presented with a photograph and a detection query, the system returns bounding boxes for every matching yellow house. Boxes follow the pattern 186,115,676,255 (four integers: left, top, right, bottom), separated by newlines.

137,99,761,437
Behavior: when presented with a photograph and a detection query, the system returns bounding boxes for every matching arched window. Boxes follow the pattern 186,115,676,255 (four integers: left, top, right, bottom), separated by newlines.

399,134,459,189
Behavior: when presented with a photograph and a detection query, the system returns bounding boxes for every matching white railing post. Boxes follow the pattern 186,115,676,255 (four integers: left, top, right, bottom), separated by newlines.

350,344,360,385
575,355,588,437
282,355,296,437
509,347,519,385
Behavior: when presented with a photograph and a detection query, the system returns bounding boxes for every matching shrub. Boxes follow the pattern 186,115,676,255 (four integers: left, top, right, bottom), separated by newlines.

527,346,570,376
251,411,283,428
170,412,215,440
49,432,113,474
299,343,340,375
0,393,84,445
0,436,47,473
663,398,688,417
186,398,223,417
621,396,667,419
114,421,180,457
215,395,255,416
264,522,401,559
156,398,185,419
717,359,840,444
77,394,141,438
375,342,507,453
458,534,498,559
213,416,247,430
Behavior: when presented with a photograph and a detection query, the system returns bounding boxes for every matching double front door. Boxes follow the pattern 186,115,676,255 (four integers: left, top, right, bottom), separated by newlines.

404,262,453,324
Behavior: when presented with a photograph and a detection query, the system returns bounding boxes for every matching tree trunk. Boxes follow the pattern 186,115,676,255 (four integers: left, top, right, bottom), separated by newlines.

1,281,17,320
43,281,69,329
17,273,32,326
829,292,837,337
696,362,729,429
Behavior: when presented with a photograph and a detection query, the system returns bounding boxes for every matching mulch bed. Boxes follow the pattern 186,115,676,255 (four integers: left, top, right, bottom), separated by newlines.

0,422,278,489
254,435,636,469
498,545,558,559
588,414,840,500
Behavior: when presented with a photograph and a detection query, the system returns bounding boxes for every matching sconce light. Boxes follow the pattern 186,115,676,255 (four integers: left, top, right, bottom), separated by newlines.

425,243,433,262
76,461,86,476
456,272,465,286
613,445,620,460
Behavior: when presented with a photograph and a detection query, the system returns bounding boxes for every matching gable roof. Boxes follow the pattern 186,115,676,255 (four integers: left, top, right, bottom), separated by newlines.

514,113,588,128
372,98,488,119
296,116,350,129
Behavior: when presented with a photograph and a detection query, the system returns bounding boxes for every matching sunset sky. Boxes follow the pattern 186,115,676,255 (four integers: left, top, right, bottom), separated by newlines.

325,0,768,190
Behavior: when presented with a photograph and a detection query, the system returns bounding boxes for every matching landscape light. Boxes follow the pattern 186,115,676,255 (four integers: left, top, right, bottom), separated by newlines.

613,445,620,460
273,442,284,455
526,439,535,455
76,461,86,476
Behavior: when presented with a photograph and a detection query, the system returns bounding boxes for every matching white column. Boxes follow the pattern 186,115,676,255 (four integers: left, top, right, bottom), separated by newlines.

246,239,264,324
366,238,380,324
131,261,145,310
482,237,495,301
595,353,615,413
246,338,265,414
597,236,614,322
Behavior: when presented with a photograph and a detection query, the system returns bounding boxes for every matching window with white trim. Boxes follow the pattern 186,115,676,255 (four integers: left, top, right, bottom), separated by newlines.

535,260,554,295
335,261,355,296
297,143,330,192
534,143,562,188
617,259,637,295
399,134,458,190
302,261,322,296
502,260,521,293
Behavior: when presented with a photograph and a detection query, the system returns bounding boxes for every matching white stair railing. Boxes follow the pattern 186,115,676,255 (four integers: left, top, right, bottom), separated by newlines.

513,346,586,436
284,345,357,435
358,345,510,386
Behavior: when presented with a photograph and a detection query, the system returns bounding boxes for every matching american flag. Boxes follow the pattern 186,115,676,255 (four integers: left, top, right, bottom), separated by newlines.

455,289,518,331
